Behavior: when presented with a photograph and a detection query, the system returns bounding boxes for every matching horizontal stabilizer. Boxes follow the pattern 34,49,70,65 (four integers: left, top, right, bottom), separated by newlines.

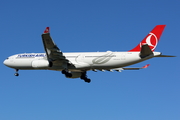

140,44,153,58
154,55,176,57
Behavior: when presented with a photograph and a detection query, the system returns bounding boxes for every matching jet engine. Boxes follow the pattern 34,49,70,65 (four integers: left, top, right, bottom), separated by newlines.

32,60,52,68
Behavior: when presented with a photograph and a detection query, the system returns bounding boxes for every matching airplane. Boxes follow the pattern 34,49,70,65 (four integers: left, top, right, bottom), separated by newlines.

3,25,175,83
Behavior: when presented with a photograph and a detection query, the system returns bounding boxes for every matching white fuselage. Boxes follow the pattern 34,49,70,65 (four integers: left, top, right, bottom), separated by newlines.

3,51,161,71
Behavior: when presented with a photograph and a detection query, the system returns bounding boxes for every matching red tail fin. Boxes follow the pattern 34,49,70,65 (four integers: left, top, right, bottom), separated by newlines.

129,25,166,52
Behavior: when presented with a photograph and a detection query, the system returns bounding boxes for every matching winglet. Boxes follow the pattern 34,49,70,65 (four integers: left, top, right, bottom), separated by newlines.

142,64,150,68
44,27,50,34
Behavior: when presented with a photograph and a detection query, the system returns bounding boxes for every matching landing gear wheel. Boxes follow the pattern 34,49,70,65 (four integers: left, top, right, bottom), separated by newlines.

84,78,91,83
65,73,72,78
62,69,72,78
14,69,19,76
14,73,19,76
62,70,66,74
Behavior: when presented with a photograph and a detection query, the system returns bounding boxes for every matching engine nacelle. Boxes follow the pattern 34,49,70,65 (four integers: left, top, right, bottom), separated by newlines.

32,60,50,68
65,72,82,78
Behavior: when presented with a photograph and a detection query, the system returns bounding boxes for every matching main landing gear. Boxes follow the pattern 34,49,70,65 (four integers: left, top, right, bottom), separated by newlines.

62,70,72,78
14,69,19,76
62,70,91,83
80,72,91,83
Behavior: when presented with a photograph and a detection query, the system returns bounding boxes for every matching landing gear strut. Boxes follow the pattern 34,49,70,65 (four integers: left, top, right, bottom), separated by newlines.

14,69,19,76
80,72,91,83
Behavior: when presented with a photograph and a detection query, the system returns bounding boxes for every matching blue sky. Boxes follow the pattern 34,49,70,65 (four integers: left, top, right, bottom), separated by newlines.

0,0,179,120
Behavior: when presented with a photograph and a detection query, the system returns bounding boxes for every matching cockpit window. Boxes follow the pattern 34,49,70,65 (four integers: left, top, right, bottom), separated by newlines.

6,58,9,60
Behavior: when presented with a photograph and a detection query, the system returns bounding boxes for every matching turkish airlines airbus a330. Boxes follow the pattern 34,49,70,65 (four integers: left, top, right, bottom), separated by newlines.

3,25,175,83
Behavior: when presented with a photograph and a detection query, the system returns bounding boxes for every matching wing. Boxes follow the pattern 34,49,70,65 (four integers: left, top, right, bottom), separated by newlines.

41,27,69,66
93,64,150,72
114,64,150,72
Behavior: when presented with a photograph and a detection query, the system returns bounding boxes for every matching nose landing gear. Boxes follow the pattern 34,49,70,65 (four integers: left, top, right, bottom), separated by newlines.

14,69,19,76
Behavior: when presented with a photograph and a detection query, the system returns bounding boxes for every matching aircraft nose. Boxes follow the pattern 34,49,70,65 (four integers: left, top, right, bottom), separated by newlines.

3,59,7,65
3,59,9,66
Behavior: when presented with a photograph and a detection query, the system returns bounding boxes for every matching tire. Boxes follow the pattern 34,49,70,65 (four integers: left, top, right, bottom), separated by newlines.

14,73,19,76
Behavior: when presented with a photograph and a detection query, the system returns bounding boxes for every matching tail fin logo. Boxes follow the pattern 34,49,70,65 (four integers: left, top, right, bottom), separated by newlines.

140,32,158,51
129,25,166,52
